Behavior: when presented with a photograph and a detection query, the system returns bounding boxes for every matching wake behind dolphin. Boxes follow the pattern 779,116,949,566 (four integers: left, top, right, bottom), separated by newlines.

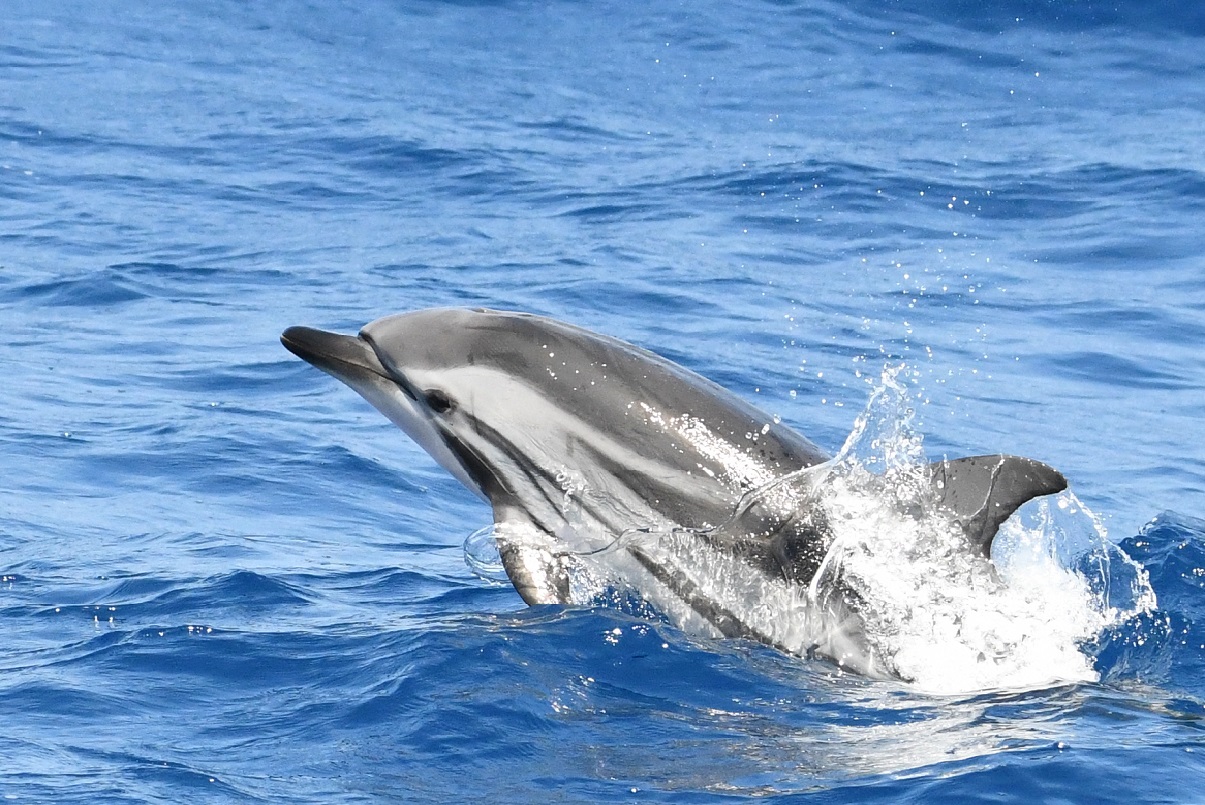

281,308,1072,678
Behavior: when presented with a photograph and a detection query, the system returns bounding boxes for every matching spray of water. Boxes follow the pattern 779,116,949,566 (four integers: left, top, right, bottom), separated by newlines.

802,365,1156,693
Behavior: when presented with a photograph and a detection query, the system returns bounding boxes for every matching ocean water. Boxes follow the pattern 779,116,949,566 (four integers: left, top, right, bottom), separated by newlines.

3,0,1205,801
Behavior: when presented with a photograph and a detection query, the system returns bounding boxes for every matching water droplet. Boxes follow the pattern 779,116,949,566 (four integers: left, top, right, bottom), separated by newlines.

463,525,510,581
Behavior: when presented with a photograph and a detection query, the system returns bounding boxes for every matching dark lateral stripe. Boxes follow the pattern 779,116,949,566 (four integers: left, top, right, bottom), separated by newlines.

627,545,793,654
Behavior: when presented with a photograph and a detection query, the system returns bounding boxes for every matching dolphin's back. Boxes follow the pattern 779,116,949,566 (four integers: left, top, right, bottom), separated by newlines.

460,310,829,520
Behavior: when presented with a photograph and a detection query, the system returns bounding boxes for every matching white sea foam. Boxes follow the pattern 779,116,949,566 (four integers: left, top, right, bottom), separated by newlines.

802,366,1156,694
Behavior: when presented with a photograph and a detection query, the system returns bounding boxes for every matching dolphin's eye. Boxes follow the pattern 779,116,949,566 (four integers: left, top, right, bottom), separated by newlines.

424,389,455,414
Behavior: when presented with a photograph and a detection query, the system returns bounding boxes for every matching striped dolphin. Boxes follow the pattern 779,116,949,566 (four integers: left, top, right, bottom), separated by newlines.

281,308,1066,673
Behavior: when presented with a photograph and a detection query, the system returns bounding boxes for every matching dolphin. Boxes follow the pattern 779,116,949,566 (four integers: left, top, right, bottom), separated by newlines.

281,308,1066,671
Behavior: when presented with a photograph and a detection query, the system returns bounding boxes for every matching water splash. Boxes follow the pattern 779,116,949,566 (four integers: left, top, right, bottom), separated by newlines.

806,365,1156,693
463,524,510,582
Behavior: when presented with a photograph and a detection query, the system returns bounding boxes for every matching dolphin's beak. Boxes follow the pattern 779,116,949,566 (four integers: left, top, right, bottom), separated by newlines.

282,322,491,502
280,326,390,383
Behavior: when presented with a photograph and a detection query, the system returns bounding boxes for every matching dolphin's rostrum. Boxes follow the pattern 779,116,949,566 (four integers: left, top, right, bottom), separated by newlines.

281,308,1066,672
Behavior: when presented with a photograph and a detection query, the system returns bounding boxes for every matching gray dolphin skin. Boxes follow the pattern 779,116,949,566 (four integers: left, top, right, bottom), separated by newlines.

281,308,1067,670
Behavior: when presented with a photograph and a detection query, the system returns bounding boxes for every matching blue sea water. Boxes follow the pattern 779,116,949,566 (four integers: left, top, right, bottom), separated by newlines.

3,0,1205,801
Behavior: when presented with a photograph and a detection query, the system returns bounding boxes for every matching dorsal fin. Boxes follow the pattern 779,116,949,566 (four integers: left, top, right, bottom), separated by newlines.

926,454,1067,557
702,454,1068,581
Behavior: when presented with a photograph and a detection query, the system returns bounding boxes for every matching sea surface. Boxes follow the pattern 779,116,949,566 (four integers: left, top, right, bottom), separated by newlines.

3,0,1205,801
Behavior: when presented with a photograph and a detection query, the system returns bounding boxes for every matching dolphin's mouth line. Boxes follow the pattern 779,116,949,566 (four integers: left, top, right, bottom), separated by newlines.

280,326,395,385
